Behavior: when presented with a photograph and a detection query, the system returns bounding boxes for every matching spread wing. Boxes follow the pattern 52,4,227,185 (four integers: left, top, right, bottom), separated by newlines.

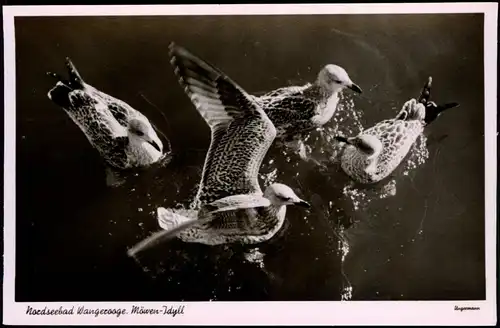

169,43,277,204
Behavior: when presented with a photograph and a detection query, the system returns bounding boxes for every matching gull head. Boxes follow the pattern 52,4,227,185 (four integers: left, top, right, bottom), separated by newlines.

264,183,311,208
335,134,382,159
128,118,163,153
317,64,362,94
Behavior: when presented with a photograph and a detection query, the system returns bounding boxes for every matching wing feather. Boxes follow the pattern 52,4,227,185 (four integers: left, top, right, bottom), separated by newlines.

169,43,277,203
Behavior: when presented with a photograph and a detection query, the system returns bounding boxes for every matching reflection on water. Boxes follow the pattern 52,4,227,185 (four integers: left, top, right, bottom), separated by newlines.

15,14,485,302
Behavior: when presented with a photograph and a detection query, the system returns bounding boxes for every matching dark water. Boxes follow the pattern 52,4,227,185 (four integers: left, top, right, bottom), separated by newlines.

15,14,485,301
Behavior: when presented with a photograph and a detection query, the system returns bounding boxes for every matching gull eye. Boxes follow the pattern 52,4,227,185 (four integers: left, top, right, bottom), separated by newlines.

135,129,144,137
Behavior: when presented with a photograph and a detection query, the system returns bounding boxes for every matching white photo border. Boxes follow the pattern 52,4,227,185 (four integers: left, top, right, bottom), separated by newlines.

3,3,498,326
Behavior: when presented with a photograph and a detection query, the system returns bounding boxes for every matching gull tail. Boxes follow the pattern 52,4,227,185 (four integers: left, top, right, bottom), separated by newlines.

416,76,459,125
47,57,86,108
126,207,205,258
168,42,261,131
395,76,459,124
157,207,198,231
417,76,433,106
47,81,74,109
423,101,460,125
395,98,426,121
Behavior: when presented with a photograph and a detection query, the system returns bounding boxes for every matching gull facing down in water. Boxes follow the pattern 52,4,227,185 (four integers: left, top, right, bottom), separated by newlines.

47,58,168,180
335,77,459,184
127,43,310,257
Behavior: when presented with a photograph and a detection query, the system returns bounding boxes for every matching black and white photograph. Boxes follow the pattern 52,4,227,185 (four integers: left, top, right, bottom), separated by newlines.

2,3,497,326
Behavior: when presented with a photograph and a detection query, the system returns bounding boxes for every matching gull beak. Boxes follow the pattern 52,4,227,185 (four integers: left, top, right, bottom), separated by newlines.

334,135,353,145
295,199,311,208
347,82,362,94
148,140,162,152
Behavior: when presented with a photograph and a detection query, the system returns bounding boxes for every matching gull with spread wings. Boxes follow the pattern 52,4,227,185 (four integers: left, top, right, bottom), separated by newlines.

127,43,311,257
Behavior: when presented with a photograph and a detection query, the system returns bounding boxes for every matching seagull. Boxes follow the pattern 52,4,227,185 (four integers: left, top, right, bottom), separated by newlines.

127,43,311,257
47,58,168,179
334,76,459,184
155,45,361,140
255,64,362,140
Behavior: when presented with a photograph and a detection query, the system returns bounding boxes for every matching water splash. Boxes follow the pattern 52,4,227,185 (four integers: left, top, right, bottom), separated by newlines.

291,92,365,166
259,166,279,187
342,178,399,211
402,134,430,176
242,247,280,283
341,284,353,301
260,91,365,180
342,183,372,211
310,192,355,301
337,225,353,301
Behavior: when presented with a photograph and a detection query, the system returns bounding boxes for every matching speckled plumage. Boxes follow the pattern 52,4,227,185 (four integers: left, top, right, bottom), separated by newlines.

253,83,335,138
340,100,425,184
337,77,459,184
254,64,362,139
136,43,310,248
47,58,166,170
